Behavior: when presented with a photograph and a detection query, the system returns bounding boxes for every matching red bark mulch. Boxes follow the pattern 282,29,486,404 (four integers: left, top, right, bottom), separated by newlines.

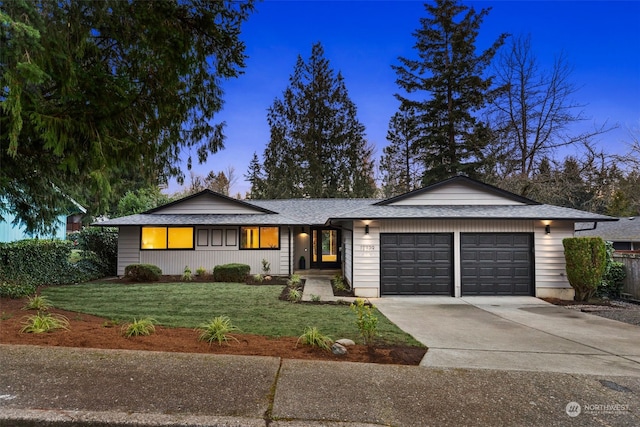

0,297,426,365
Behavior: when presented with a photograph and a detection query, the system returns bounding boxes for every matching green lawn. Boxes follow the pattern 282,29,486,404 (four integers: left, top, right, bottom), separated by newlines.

42,282,423,347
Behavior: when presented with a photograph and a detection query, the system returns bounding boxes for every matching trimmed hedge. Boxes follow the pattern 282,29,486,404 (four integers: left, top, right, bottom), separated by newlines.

213,263,250,282
124,264,162,282
563,237,606,301
0,239,102,290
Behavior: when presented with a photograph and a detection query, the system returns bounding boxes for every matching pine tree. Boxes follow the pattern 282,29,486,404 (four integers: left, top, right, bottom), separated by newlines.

392,0,507,185
258,43,376,199
380,106,424,197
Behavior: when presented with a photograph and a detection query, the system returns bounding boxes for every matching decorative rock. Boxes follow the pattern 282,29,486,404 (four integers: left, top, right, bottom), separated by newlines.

335,338,355,347
331,343,347,356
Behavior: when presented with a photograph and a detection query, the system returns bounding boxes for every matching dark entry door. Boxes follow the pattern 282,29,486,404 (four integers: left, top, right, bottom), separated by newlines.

311,227,341,269
380,233,453,295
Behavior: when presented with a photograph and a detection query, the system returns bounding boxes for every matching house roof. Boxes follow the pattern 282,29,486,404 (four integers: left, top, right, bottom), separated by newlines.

94,178,617,227
327,204,617,222
574,217,640,241
375,176,540,206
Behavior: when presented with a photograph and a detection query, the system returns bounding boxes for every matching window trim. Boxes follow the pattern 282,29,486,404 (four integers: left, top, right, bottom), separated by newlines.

140,226,195,250
239,226,280,250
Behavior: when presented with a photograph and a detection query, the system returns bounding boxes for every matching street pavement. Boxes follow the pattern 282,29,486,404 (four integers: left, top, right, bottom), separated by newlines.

1,344,639,426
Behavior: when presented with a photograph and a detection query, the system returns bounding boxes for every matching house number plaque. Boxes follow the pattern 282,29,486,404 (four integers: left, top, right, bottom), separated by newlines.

360,245,375,251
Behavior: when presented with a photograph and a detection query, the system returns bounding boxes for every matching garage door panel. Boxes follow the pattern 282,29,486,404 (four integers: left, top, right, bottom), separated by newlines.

380,234,398,245
398,251,416,262
398,235,417,246
381,233,453,296
461,233,533,296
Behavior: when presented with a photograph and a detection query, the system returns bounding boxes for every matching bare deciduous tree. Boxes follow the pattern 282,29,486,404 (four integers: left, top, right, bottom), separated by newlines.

488,35,615,195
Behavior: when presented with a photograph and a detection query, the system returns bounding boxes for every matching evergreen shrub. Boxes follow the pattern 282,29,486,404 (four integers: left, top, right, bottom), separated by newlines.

563,237,607,301
124,264,162,282
213,263,250,282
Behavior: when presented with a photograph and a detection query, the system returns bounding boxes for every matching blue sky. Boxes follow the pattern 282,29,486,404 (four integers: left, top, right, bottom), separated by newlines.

172,0,640,195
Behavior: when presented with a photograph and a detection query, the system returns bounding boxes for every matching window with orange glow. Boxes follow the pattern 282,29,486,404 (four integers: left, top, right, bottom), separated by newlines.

141,227,193,250
240,226,280,249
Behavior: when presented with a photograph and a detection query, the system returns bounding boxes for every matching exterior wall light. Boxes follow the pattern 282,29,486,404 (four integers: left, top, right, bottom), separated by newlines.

545,224,551,235
365,224,370,235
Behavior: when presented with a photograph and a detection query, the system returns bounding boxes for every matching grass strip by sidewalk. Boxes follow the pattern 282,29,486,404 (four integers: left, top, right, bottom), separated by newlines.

42,282,423,347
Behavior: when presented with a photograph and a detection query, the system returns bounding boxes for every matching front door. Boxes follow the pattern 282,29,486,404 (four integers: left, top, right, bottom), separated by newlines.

311,227,341,269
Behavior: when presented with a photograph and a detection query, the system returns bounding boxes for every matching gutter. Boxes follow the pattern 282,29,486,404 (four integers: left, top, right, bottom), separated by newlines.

575,222,599,232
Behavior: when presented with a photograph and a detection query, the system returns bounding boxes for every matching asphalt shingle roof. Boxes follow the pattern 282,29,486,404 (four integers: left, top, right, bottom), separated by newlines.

96,197,616,227
575,216,640,240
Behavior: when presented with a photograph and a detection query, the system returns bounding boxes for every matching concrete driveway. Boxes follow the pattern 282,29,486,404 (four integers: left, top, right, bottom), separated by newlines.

375,296,640,376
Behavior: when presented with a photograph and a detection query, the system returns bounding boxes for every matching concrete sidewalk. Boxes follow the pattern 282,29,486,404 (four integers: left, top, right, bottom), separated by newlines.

1,344,639,426
374,296,640,377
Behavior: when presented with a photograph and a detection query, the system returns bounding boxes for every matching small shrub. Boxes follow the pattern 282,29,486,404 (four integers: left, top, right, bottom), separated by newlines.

253,273,264,283
332,274,347,292
350,298,378,346
310,294,321,302
196,316,240,345
288,274,302,287
196,266,207,276
261,259,271,275
598,241,626,298
213,263,250,282
288,287,301,302
182,266,193,282
20,312,69,334
124,264,162,282
102,320,120,328
0,281,36,299
122,318,156,337
563,237,607,301
296,326,332,351
22,295,52,311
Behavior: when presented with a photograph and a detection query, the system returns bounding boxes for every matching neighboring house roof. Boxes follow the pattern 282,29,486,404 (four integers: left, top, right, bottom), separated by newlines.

95,177,617,227
575,217,640,241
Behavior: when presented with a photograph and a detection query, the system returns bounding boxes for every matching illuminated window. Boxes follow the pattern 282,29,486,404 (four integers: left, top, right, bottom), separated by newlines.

141,227,167,249
240,226,280,249
168,228,193,249
141,227,193,250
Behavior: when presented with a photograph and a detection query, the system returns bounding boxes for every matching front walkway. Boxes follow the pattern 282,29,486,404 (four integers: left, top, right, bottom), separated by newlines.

298,270,356,303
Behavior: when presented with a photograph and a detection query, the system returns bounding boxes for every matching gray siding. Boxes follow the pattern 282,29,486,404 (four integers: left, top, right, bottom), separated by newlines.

389,182,525,206
117,226,140,275
118,226,290,276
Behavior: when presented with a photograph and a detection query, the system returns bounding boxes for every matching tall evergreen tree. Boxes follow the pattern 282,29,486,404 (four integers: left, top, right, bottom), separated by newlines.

257,42,376,199
380,106,424,197
245,152,267,200
1,0,254,232
392,0,507,185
